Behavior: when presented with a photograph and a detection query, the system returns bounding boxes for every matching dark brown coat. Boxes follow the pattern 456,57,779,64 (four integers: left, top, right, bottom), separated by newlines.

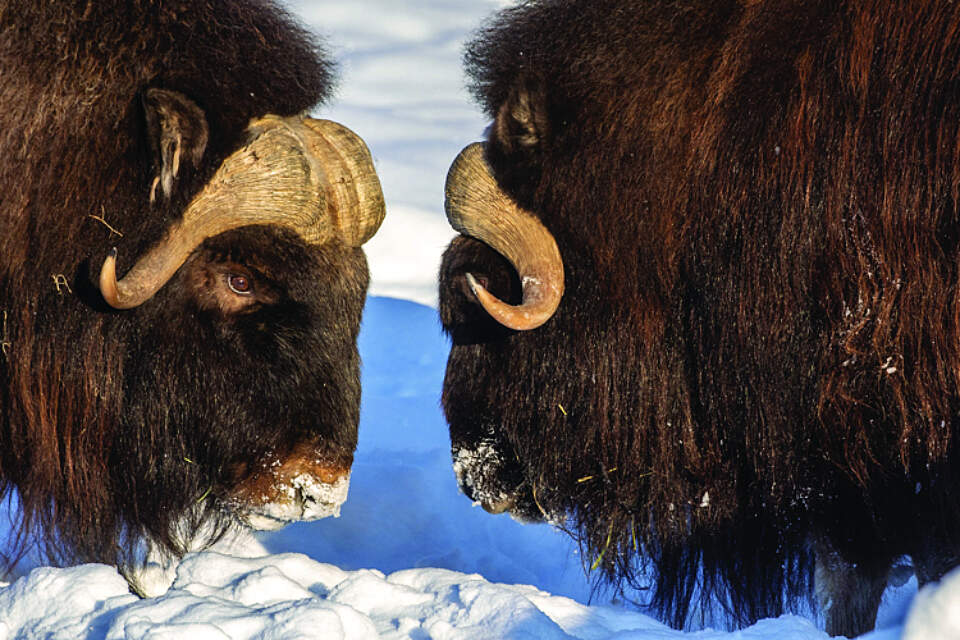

0,0,373,571
440,1,960,635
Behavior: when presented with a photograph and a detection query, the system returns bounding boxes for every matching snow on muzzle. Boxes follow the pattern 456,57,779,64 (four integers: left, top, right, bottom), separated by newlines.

452,439,517,514
229,443,352,530
452,438,549,524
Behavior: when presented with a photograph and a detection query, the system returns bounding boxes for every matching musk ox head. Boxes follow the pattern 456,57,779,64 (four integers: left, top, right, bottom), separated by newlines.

440,0,697,551
0,0,383,568
440,0,960,635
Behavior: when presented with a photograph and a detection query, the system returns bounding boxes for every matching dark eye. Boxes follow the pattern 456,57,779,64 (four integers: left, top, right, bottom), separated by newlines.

226,273,253,295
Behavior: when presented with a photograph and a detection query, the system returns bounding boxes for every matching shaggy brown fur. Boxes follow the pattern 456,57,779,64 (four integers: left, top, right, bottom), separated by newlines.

439,1,960,636
0,1,370,570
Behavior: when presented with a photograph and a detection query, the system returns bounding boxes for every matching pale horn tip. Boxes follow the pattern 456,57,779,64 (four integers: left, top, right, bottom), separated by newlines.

99,248,124,309
465,271,557,331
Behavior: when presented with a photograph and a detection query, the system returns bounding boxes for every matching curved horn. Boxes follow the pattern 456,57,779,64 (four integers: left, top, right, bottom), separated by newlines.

300,118,385,247
444,142,564,330
99,116,385,310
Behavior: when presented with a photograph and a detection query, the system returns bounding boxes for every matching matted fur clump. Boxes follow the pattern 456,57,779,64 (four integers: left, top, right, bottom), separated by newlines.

0,0,378,572
439,0,960,636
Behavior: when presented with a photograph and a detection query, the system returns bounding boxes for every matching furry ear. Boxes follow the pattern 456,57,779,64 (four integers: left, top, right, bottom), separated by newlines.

493,78,549,156
142,88,209,202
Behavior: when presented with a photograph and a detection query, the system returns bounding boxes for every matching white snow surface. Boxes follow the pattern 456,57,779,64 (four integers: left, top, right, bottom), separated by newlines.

0,0,949,638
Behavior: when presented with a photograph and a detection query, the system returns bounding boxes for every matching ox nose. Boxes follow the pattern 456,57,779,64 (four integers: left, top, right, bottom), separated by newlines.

229,444,353,530
451,438,547,522
477,494,517,515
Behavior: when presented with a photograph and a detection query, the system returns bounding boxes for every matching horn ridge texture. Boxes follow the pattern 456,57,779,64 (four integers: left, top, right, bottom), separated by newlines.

99,115,384,310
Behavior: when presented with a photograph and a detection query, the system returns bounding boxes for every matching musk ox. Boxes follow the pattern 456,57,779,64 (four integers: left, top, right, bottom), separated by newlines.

439,0,960,636
0,0,384,572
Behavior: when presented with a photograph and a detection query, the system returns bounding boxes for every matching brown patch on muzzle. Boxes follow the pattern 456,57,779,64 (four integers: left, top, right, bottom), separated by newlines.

229,442,353,530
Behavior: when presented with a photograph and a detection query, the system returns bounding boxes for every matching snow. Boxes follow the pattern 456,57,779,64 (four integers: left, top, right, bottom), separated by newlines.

0,0,949,638
901,567,960,640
